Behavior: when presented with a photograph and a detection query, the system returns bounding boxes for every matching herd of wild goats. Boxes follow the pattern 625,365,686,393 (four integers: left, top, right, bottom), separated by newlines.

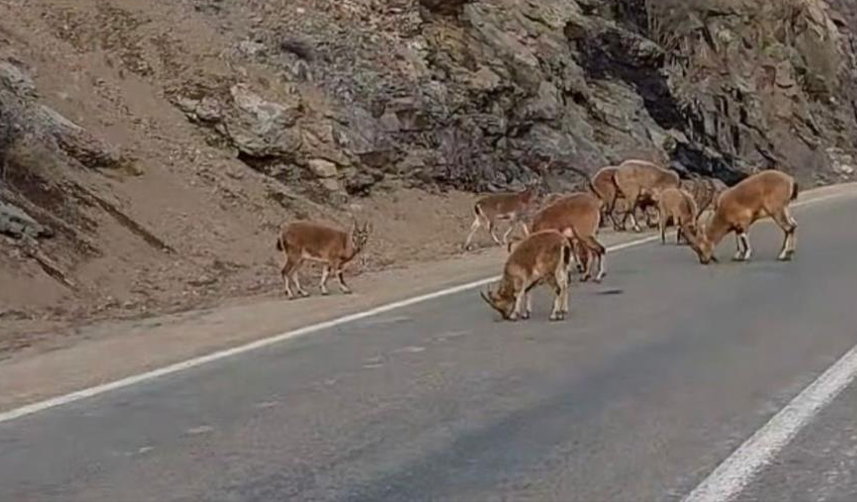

275,159,799,321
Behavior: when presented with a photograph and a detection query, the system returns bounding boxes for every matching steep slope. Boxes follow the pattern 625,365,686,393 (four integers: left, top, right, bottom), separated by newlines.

1,0,855,335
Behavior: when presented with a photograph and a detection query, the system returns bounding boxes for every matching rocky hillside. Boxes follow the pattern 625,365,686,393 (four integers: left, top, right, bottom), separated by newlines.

1,0,855,329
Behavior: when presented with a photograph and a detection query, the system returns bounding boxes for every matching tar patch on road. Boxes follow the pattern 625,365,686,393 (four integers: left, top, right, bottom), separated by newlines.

595,288,624,295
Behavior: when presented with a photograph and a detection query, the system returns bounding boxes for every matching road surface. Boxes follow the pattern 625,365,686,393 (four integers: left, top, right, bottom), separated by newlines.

1,192,857,502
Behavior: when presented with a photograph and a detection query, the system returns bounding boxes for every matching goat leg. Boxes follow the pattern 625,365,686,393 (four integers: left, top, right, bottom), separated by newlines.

337,269,352,294
488,220,502,246
320,266,331,295
463,216,481,250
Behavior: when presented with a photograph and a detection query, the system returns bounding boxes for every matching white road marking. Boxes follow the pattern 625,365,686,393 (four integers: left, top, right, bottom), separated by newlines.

0,190,851,426
682,344,857,502
185,425,214,435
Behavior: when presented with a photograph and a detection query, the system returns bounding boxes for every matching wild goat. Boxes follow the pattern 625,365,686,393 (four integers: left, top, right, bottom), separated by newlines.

654,187,699,244
464,181,539,250
481,230,572,321
685,170,798,264
276,219,372,298
613,159,680,232
530,192,606,282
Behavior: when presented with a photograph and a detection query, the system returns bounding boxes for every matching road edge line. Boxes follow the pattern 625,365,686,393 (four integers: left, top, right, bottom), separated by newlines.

681,344,857,502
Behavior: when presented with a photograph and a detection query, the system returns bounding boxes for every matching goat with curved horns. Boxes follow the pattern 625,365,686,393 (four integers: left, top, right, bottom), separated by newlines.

685,170,798,264
480,230,573,321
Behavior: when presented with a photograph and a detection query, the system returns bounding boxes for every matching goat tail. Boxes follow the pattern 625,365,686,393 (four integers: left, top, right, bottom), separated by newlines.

791,181,799,201
276,233,286,252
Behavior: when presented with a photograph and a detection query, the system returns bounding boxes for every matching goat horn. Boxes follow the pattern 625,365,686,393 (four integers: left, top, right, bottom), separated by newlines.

479,289,493,306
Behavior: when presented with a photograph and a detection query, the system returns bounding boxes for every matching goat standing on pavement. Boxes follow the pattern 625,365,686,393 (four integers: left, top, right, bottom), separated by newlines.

481,230,573,321
685,170,798,264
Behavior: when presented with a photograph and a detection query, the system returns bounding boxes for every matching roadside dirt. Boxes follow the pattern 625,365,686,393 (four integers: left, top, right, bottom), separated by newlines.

0,187,487,351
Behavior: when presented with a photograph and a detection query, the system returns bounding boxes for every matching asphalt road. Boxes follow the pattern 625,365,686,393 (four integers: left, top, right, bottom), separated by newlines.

1,193,857,502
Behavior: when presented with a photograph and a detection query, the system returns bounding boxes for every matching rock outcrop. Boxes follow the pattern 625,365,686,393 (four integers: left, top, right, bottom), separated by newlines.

166,0,857,194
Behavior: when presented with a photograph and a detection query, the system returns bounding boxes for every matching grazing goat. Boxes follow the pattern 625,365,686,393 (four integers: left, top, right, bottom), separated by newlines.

464,181,539,250
530,193,606,282
613,159,680,232
654,187,699,244
480,230,572,321
276,219,372,298
685,170,798,264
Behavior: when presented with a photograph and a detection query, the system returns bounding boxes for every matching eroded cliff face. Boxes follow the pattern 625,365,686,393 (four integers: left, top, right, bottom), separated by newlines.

0,0,855,326
171,0,857,190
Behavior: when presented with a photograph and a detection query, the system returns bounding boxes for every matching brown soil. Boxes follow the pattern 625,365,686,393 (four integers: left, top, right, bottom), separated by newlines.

0,0,510,343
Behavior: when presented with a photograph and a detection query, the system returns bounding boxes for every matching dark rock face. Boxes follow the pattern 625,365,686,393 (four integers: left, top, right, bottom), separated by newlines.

173,0,856,193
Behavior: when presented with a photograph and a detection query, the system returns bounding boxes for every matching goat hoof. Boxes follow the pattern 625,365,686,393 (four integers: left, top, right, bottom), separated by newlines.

521,311,531,320
321,290,330,296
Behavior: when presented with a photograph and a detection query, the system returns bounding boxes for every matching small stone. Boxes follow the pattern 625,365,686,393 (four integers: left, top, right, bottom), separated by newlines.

195,96,223,122
0,61,37,97
308,158,338,178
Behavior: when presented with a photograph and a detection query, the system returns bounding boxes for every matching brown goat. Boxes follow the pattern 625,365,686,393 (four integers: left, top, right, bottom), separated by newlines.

276,220,372,298
655,187,699,245
685,170,798,264
613,159,680,232
480,230,572,321
530,192,606,282
464,181,540,250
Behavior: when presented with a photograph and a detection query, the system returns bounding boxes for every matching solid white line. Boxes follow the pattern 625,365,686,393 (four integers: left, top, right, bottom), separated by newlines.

0,189,851,425
0,234,661,425
682,344,857,502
